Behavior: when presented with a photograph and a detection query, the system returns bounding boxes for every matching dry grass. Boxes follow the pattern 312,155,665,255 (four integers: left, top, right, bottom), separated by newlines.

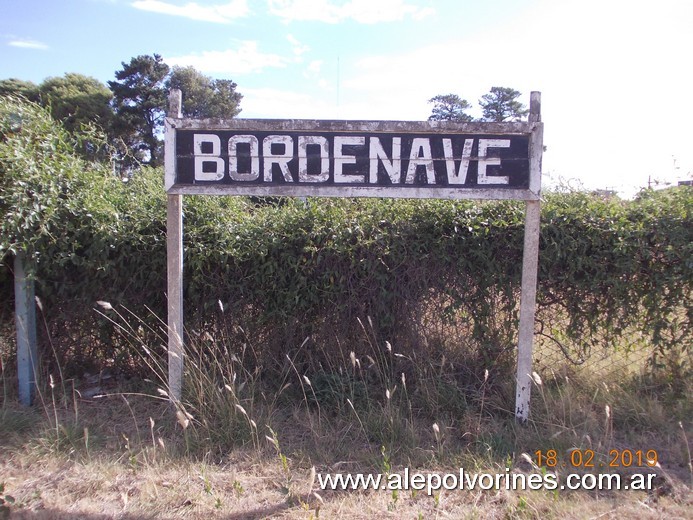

1,409,690,520
0,321,691,519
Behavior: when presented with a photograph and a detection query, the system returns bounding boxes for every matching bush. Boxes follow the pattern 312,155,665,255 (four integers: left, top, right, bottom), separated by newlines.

1,96,690,382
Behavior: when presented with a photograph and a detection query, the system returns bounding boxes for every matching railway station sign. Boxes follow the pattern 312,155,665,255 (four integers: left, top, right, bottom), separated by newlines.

165,119,541,201
164,90,544,423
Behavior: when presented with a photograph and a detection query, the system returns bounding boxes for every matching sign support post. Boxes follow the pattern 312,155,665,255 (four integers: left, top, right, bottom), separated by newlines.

515,92,543,422
15,251,38,406
166,89,184,401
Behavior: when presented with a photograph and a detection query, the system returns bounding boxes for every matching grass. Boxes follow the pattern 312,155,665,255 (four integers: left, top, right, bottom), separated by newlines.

0,312,691,519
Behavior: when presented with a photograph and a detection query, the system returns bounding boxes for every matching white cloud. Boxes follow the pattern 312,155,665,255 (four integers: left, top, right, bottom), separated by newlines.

167,41,288,74
131,0,249,23
302,59,329,85
242,86,373,119
8,39,49,50
241,88,326,118
241,81,428,120
267,0,434,24
287,34,310,57
242,0,692,194
306,59,322,75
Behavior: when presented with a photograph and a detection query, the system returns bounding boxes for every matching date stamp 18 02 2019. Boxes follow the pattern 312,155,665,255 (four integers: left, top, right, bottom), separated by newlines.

534,449,659,469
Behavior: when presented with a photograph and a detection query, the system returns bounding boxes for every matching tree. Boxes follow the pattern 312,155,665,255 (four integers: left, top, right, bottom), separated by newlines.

2,55,245,169
427,94,473,122
166,66,242,119
109,54,170,166
478,86,528,122
39,73,113,134
0,78,41,102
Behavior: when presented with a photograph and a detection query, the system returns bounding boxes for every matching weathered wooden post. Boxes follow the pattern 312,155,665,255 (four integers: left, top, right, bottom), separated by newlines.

14,251,38,406
514,91,543,422
166,89,184,401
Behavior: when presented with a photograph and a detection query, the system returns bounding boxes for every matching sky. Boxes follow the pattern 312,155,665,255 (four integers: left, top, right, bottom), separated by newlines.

1,0,692,196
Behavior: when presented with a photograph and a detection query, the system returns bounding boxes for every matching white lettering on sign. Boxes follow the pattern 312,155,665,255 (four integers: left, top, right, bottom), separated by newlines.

228,135,259,181
369,137,401,184
190,133,518,186
194,134,224,181
443,138,473,185
478,139,510,185
298,135,330,182
405,138,436,184
334,136,366,183
263,135,293,182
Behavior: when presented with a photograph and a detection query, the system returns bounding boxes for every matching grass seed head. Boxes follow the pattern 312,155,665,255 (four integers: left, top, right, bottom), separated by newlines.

176,410,190,430
532,371,543,386
96,300,113,311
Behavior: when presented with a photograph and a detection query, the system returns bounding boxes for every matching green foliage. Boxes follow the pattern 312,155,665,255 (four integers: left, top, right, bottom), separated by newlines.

478,86,528,122
539,188,692,354
0,95,166,369
0,95,113,263
167,66,242,119
0,78,40,103
109,54,170,166
0,482,15,519
428,86,529,123
2,53,245,170
0,94,690,380
427,94,473,122
39,73,113,135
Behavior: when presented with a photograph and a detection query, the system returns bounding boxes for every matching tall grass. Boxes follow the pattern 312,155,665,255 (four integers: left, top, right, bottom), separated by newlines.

3,299,689,468
1,304,690,519
80,303,689,478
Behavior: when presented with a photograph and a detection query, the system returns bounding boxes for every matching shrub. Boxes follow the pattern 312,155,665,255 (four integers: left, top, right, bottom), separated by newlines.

1,96,690,383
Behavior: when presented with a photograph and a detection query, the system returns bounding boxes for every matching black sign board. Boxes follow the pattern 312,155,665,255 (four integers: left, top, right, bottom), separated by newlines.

165,120,541,200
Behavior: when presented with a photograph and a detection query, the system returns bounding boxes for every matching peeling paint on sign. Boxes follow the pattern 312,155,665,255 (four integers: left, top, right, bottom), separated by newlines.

166,119,541,200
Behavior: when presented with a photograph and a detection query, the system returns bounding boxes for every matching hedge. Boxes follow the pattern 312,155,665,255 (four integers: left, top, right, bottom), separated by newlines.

1,96,691,377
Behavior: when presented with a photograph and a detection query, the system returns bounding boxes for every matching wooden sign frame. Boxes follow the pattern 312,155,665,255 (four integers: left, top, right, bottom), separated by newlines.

164,90,543,422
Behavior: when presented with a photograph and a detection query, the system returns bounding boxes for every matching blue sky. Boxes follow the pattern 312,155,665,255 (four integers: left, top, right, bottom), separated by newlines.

1,0,692,195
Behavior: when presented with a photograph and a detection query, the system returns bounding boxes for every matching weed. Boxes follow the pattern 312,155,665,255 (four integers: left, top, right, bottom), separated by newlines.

0,483,14,520
266,426,293,499
681,421,693,488
232,479,244,495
